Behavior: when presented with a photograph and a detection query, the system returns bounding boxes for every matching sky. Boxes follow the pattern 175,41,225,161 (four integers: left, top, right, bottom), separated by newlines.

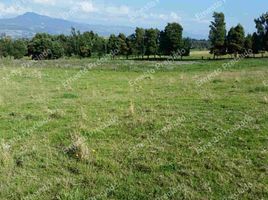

0,0,267,38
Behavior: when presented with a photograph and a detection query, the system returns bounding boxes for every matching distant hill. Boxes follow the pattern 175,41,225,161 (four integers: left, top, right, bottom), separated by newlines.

0,12,207,39
0,12,135,38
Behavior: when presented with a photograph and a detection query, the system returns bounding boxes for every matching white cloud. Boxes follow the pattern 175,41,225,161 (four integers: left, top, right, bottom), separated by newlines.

138,12,182,23
170,12,181,21
77,1,98,13
105,5,130,16
0,3,27,17
33,0,56,5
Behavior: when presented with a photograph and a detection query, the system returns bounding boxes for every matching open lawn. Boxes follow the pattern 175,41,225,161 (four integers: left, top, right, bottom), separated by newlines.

0,58,267,199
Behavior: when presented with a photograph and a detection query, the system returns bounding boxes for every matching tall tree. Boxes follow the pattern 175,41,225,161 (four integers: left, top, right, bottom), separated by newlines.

51,40,64,59
163,23,183,56
78,31,95,58
12,39,28,59
56,34,70,56
254,12,268,52
226,24,245,57
118,33,129,58
144,28,159,59
69,27,79,56
134,28,145,58
181,38,191,59
159,30,167,56
92,36,106,59
0,36,13,58
209,12,227,58
107,34,120,59
252,32,262,54
28,33,53,60
244,34,253,54
126,34,136,59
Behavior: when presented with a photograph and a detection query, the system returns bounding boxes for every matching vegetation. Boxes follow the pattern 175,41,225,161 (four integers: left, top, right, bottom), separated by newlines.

0,8,268,200
0,57,267,199
226,24,245,57
209,12,227,58
209,11,268,58
0,35,27,59
0,11,267,60
190,39,210,50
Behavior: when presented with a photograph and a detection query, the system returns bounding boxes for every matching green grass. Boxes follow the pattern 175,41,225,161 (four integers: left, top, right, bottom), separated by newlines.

0,58,267,199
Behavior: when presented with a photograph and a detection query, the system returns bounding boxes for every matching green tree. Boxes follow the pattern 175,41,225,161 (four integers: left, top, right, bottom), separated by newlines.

12,39,27,59
28,33,53,60
134,28,145,58
144,28,159,59
118,33,129,58
56,34,70,56
78,31,95,58
126,34,136,59
0,36,13,58
244,34,253,55
254,12,268,52
226,24,245,57
69,27,79,56
163,23,183,56
180,38,191,59
209,12,227,58
51,40,64,59
159,30,167,56
92,36,106,59
252,32,262,54
107,34,120,59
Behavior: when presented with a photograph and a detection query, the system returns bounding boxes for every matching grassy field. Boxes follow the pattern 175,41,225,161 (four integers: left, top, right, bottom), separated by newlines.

0,57,267,199
122,50,268,61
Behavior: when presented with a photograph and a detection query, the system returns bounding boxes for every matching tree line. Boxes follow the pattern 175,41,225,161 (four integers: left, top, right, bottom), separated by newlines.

0,11,267,60
209,12,268,58
0,23,190,60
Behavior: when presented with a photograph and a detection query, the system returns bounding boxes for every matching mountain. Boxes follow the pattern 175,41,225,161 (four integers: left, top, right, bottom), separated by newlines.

0,12,207,39
0,12,135,38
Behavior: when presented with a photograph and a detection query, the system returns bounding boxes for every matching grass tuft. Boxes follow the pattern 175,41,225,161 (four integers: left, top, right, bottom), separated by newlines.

64,133,90,161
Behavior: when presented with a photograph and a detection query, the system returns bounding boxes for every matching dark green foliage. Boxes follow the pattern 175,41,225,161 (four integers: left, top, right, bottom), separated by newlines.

28,33,54,59
134,28,146,58
244,34,253,53
12,39,27,59
190,39,210,50
118,33,129,57
144,28,159,58
252,32,262,54
126,34,136,58
51,40,64,59
0,36,27,59
77,31,93,58
56,34,70,56
0,36,14,57
92,36,106,58
181,38,191,57
226,24,245,56
209,12,227,58
107,34,120,58
26,28,106,59
162,23,183,55
159,31,167,55
253,12,268,52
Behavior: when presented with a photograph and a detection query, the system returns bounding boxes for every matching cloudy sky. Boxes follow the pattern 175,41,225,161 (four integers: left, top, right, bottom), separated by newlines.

0,0,266,37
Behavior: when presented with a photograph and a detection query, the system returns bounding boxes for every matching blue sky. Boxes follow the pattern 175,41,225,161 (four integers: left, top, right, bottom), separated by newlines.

0,0,267,37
